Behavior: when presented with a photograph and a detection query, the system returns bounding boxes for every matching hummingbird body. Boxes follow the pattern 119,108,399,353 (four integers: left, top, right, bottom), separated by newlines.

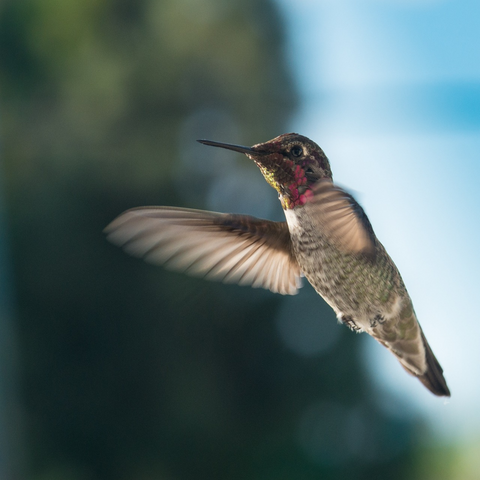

285,206,427,378
106,133,450,396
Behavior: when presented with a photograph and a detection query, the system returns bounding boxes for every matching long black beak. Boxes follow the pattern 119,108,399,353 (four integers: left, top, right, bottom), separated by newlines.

197,139,261,156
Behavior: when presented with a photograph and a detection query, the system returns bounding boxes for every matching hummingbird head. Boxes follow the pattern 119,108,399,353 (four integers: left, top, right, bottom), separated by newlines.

198,133,332,209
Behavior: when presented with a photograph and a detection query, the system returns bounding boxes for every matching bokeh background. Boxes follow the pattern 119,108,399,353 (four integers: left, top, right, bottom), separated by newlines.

0,0,479,479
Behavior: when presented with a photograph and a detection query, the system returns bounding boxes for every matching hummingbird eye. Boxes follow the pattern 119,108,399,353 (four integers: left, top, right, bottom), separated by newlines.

290,145,303,158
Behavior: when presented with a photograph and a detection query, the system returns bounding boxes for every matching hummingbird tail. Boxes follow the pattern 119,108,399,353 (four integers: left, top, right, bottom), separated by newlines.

415,331,450,397
376,307,450,397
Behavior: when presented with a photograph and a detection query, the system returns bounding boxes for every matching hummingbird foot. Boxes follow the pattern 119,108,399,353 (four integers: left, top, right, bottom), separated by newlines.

339,314,362,333
370,314,385,328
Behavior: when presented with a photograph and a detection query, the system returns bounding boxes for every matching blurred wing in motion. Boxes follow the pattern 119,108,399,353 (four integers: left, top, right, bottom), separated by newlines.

310,179,376,258
105,207,302,295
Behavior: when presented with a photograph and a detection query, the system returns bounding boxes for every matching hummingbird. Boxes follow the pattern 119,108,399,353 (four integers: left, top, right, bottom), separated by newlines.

105,133,450,397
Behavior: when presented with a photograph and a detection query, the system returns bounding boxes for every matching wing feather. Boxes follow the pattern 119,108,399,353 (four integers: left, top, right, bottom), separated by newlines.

105,207,302,295
309,180,376,257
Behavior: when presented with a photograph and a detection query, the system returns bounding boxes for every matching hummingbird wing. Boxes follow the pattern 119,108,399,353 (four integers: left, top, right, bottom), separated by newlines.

105,207,302,295
309,180,376,257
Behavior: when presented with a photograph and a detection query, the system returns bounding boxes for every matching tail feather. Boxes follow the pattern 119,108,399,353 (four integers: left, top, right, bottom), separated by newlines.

417,331,450,397
375,309,451,397
399,330,450,397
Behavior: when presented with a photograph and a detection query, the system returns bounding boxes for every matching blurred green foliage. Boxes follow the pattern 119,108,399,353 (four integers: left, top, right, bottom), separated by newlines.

0,0,424,479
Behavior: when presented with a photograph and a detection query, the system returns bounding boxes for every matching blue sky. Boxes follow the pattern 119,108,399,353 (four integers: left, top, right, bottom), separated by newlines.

276,0,480,442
